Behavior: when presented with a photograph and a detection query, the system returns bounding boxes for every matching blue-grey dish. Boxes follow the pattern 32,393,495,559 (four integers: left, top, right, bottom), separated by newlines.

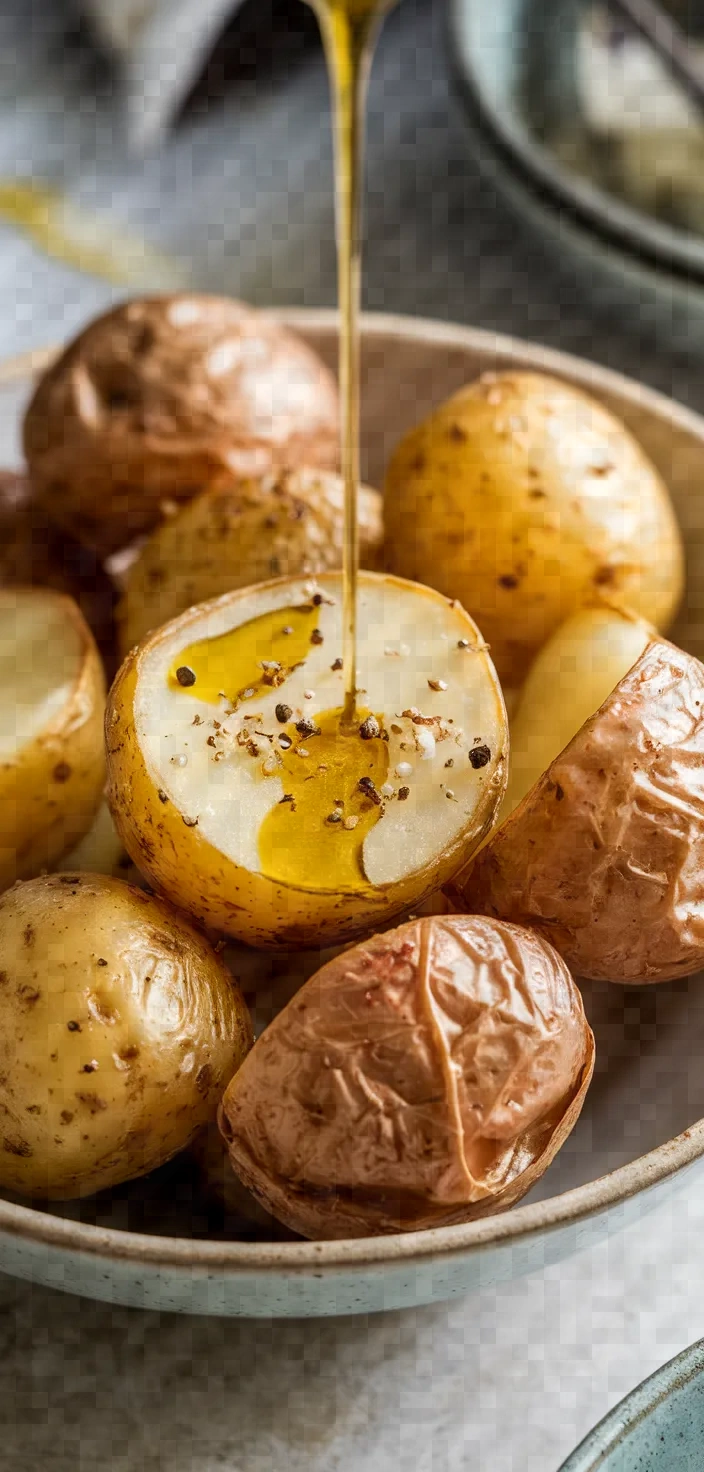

448,0,704,339
559,1338,704,1470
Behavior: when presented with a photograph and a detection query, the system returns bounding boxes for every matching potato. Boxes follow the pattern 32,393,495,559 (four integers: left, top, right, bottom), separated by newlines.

0,470,116,665
24,294,340,558
219,914,594,1239
0,874,252,1199
500,604,654,821
0,589,106,891
453,624,704,984
105,570,507,950
384,371,684,686
117,467,383,655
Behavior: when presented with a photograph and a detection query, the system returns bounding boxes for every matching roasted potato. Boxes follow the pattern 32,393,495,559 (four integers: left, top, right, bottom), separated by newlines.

0,470,116,664
0,588,106,891
0,874,252,1199
117,467,383,654
219,914,594,1239
24,294,340,558
454,628,704,984
384,371,684,686
105,571,507,949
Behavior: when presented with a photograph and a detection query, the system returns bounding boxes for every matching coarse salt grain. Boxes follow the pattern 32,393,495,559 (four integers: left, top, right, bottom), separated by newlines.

395,761,413,779
380,782,394,798
170,754,188,767
416,728,436,760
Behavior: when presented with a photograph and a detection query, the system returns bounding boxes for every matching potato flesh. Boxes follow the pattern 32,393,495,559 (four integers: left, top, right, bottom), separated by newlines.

503,607,653,819
135,575,506,893
0,594,82,756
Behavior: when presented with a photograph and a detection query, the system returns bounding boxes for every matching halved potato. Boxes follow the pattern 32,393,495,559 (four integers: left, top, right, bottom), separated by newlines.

0,588,106,890
24,294,340,557
0,874,252,1199
384,371,684,686
117,466,383,655
219,914,595,1239
453,613,704,984
106,571,508,949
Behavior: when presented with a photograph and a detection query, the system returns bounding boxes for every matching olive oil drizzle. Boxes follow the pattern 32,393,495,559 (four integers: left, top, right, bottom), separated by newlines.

309,0,396,727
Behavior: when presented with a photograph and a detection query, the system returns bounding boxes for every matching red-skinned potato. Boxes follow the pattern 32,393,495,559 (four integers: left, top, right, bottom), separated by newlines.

24,294,340,557
453,637,704,984
219,914,594,1240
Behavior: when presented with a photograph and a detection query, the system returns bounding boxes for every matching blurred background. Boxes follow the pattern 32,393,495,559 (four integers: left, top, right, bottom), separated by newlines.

3,0,704,409
4,0,704,391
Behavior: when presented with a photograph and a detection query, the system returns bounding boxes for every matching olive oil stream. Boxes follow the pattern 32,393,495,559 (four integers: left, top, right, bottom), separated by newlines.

169,0,396,891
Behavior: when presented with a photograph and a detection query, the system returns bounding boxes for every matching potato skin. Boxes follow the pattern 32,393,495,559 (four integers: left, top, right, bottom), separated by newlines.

219,914,594,1239
105,574,507,951
117,467,383,654
453,638,704,984
0,591,106,892
384,371,684,686
0,470,116,664
0,874,252,1199
24,295,340,558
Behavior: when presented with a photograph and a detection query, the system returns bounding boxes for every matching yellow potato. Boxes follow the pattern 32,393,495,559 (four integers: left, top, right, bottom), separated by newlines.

117,467,383,655
452,612,704,984
384,371,684,686
106,571,508,950
500,604,654,821
0,874,252,1199
0,588,106,891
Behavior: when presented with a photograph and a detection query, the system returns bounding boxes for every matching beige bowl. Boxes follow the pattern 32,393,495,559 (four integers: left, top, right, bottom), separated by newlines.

1,310,704,1317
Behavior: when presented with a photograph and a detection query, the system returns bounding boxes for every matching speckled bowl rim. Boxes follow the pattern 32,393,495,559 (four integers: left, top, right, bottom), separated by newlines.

558,1337,704,1469
4,306,704,1276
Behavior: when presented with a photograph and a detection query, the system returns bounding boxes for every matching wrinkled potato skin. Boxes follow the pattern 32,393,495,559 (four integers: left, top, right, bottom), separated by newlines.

219,915,594,1240
24,295,340,558
453,639,704,984
118,467,383,654
0,592,106,892
384,372,684,685
105,575,507,951
0,874,252,1199
0,471,116,664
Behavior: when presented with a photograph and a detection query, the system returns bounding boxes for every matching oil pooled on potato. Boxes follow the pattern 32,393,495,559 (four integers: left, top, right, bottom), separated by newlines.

258,707,388,891
169,602,388,891
168,604,320,705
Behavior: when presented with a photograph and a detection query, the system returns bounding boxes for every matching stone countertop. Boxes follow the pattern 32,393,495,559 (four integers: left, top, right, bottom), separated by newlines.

2,0,704,1467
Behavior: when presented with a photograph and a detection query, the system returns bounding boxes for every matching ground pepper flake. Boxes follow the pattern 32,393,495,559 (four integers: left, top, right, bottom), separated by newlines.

469,745,491,769
275,704,293,724
176,665,197,687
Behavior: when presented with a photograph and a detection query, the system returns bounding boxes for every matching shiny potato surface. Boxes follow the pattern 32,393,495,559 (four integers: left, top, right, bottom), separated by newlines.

384,371,684,686
117,466,383,654
24,295,340,557
0,874,252,1199
219,914,594,1239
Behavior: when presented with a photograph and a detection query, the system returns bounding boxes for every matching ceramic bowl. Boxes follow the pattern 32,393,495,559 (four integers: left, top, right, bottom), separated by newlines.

3,308,704,1317
559,1338,704,1469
